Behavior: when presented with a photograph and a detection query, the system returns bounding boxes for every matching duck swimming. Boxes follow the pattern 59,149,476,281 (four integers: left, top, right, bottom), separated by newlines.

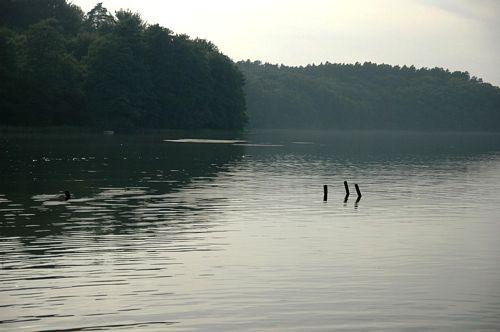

58,191,71,201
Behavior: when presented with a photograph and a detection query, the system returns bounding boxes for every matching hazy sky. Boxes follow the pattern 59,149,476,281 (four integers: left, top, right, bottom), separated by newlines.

72,0,500,86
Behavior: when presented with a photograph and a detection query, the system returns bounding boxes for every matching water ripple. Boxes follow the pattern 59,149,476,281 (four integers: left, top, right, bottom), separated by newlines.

1,131,500,330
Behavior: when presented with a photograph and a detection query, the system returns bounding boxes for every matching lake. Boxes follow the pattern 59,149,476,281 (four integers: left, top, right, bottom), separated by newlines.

1,130,500,331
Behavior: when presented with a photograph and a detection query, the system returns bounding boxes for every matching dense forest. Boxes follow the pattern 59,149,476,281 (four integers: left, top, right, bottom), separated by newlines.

238,61,500,130
1,1,499,132
0,0,247,130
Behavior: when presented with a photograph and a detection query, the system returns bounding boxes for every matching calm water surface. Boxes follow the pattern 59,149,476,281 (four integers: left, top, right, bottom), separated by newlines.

1,130,500,331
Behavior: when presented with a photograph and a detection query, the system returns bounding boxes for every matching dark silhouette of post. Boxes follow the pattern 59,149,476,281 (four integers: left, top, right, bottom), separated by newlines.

343,181,350,202
355,184,362,200
323,185,328,201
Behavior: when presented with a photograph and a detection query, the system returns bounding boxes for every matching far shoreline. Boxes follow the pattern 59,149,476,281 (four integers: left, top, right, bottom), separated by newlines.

2,126,500,136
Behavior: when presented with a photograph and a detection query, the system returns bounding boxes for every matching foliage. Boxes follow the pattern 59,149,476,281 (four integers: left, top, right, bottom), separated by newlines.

238,61,500,131
2,0,498,131
0,0,247,130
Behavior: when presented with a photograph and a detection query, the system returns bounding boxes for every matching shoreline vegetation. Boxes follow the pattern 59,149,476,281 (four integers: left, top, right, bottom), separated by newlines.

238,61,500,131
0,0,247,130
1,0,499,132
2,126,500,137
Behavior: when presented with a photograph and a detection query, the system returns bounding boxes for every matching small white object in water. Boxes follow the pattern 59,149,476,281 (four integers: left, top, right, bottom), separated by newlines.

233,143,284,147
164,139,246,144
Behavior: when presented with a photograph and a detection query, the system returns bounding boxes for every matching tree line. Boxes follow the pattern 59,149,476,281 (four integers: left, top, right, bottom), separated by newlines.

238,60,500,131
0,0,247,130
2,0,499,132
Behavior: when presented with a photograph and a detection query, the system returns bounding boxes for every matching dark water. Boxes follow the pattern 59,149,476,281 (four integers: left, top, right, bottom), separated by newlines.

1,130,500,331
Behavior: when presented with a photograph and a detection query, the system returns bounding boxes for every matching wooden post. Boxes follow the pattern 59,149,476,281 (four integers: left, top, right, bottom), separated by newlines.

355,184,362,198
344,181,350,196
343,181,350,202
323,185,328,201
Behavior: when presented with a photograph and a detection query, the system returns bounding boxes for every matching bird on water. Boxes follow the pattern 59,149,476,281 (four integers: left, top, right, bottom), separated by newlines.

59,191,71,201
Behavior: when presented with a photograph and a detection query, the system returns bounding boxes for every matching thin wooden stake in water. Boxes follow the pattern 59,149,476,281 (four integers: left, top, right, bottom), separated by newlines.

323,185,328,201
355,184,362,199
343,181,350,202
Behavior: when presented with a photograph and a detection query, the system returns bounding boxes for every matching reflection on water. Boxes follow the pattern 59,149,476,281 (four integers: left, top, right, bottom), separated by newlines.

1,130,500,331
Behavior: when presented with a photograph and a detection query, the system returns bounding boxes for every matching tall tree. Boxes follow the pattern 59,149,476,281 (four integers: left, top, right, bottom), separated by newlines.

83,2,114,32
21,18,84,125
85,11,154,129
0,0,83,34
0,27,19,124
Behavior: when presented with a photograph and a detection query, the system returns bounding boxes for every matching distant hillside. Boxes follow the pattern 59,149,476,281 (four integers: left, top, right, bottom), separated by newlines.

238,60,500,131
0,0,247,130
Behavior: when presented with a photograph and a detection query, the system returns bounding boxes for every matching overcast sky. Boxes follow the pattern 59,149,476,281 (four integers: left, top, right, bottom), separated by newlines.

72,0,500,86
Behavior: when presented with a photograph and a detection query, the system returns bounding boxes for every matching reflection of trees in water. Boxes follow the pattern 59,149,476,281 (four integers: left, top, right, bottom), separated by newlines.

244,131,500,199
2,130,500,249
0,133,245,246
246,130,500,167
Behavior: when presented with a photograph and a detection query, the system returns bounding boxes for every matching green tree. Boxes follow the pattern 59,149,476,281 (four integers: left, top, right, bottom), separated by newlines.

143,24,176,127
0,27,19,124
83,2,115,32
0,0,83,34
85,11,154,129
21,18,84,125
208,52,247,129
